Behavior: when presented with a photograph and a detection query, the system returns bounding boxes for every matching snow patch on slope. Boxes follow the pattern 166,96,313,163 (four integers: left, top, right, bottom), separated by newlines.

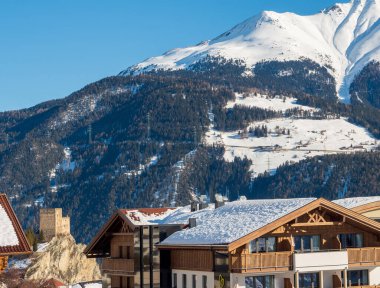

206,94,378,176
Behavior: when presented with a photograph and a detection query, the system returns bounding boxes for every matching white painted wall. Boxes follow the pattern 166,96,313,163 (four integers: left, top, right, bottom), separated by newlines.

294,251,348,272
322,270,341,288
369,267,380,285
172,269,214,288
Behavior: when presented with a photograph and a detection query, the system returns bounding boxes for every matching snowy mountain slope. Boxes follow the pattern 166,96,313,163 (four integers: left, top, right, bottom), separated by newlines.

120,0,380,102
206,93,378,176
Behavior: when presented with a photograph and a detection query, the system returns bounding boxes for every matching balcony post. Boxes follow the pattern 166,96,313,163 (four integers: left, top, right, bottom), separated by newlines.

295,271,299,288
343,268,348,288
320,271,324,288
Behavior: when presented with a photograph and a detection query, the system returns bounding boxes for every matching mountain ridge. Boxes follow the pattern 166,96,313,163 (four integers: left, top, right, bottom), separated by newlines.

120,0,380,103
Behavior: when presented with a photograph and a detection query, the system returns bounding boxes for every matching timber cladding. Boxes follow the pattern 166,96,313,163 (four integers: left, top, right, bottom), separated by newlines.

171,249,213,271
0,257,8,272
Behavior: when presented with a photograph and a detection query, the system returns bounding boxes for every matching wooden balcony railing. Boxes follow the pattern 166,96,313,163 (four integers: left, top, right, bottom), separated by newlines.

230,251,293,273
348,247,380,267
349,286,380,288
101,258,134,275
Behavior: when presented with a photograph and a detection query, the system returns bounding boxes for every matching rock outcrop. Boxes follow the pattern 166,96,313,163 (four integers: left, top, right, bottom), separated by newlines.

25,235,100,284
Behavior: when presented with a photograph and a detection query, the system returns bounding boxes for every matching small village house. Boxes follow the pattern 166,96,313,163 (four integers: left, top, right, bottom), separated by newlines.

86,197,380,288
0,194,32,272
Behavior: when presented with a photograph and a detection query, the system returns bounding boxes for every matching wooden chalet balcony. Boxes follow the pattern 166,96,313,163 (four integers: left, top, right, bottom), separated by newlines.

101,258,135,275
348,247,380,267
230,251,293,273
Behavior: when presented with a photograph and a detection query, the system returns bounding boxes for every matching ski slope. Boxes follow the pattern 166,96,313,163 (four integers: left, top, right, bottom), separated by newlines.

120,0,380,103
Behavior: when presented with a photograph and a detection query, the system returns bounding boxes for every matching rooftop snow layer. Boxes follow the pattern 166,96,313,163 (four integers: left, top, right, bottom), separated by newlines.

123,205,216,226
333,196,380,209
0,203,19,247
123,208,180,225
161,198,316,245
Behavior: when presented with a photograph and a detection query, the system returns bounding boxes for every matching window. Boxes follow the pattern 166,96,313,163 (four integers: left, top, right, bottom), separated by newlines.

344,270,369,286
245,276,274,288
183,274,187,288
192,275,196,288
202,275,207,288
249,237,276,253
295,235,320,252
173,273,177,288
299,273,319,288
339,234,363,248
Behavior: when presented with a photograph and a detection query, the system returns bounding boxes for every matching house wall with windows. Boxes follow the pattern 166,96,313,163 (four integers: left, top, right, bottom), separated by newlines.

171,269,214,288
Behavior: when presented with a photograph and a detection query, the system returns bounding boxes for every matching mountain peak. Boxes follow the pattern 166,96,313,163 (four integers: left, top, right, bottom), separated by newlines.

120,0,380,103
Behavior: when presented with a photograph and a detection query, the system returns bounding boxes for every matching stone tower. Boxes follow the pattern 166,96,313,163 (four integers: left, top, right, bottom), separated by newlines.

39,208,70,241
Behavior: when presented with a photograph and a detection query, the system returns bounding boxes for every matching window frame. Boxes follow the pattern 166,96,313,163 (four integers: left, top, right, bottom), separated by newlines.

345,270,369,286
298,272,320,288
192,275,197,288
202,275,207,288
173,273,177,288
339,233,364,249
249,237,277,253
294,235,321,252
245,275,275,288
182,274,187,288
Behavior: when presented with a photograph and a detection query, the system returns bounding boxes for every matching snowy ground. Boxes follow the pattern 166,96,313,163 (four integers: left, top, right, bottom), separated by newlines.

226,94,317,112
206,94,378,177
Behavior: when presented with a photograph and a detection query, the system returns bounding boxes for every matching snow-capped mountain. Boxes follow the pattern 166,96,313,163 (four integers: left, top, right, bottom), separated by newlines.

120,0,380,103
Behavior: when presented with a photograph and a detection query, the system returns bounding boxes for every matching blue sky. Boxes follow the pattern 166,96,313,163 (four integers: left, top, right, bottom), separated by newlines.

0,0,348,111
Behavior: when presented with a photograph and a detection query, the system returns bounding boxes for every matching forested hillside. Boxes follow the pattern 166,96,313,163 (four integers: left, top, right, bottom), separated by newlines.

1,58,380,243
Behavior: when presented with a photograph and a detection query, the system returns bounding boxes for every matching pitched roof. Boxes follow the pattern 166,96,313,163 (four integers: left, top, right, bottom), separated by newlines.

160,197,380,250
0,194,32,256
161,198,316,246
333,196,380,210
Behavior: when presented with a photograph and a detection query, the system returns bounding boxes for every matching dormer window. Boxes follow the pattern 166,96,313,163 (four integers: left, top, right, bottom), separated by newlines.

249,237,276,253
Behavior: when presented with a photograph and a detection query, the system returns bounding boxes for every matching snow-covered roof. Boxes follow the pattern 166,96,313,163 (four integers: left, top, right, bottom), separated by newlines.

0,202,19,247
333,196,380,209
122,204,217,226
122,208,181,226
0,194,32,255
161,198,316,245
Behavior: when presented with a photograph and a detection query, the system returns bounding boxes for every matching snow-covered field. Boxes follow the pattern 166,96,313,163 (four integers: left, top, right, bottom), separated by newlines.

226,94,317,112
206,94,378,177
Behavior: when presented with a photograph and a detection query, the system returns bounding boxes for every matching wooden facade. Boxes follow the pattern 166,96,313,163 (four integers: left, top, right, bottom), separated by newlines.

0,256,8,272
171,249,214,271
85,209,184,288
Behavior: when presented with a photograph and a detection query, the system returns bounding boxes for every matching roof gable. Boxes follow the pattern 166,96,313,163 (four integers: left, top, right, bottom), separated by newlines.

158,198,380,251
228,198,380,251
0,194,32,256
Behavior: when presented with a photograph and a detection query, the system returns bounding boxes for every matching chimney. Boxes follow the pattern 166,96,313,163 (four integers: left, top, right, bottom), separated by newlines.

190,201,199,212
189,218,197,228
215,194,225,209
199,195,209,210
